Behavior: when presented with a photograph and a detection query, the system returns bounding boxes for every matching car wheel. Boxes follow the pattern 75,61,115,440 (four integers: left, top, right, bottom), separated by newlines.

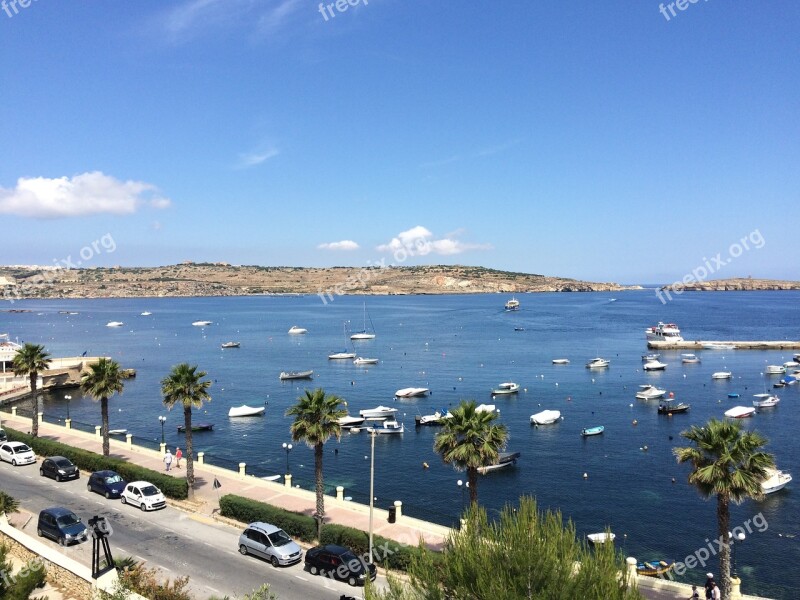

87,483,93,492
348,576,357,587
11,459,17,466
309,565,318,576
140,502,147,512
37,528,43,538
39,468,45,477
270,556,279,568
121,496,127,505
105,491,111,499
56,474,62,482
239,544,248,556
59,537,66,546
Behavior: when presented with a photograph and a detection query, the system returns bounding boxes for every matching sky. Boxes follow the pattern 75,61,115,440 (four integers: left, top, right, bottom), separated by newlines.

0,1,798,284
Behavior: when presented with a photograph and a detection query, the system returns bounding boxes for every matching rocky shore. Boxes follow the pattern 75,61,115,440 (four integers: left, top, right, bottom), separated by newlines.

661,277,800,292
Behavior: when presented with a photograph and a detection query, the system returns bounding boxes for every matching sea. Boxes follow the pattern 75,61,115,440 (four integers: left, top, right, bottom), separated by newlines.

1,290,799,598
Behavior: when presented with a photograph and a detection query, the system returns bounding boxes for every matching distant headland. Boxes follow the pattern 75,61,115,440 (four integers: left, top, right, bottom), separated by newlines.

661,277,800,292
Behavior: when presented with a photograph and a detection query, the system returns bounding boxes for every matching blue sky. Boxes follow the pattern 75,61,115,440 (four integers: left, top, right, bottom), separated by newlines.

0,1,798,284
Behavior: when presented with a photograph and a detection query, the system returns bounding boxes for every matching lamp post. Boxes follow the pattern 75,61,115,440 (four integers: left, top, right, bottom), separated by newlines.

457,479,466,511
282,442,293,474
158,416,166,444
368,428,377,565
64,395,71,420
731,531,745,578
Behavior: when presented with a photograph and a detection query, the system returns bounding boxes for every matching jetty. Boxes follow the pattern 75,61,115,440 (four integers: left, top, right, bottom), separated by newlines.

648,340,800,350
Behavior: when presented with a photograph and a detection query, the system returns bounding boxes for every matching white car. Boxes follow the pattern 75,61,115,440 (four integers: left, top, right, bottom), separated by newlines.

120,481,167,511
0,441,36,466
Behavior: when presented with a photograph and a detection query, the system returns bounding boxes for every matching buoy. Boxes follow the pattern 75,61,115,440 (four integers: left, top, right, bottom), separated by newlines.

669,391,674,398
583,473,588,479
632,419,638,425
671,478,676,484
422,462,429,469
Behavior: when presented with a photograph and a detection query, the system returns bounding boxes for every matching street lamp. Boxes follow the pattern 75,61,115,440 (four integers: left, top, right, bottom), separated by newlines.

368,429,377,565
282,442,293,474
64,395,71,420
731,531,746,578
457,479,470,511
158,416,166,444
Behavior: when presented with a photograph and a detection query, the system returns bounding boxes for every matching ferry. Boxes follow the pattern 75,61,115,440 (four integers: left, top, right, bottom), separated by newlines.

504,297,520,311
645,322,683,342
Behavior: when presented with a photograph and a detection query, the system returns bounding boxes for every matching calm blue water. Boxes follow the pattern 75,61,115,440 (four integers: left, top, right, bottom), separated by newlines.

2,291,799,598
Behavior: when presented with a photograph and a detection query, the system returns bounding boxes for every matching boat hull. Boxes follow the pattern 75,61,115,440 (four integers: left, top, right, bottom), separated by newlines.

228,406,265,417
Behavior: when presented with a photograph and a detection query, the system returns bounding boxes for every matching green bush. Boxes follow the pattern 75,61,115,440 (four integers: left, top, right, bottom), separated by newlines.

3,427,188,500
218,495,317,542
320,523,369,554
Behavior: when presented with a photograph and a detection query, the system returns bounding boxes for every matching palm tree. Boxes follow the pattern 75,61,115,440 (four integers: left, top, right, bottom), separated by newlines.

0,490,20,517
285,388,347,540
161,363,212,501
434,400,508,506
674,418,774,600
12,343,51,438
81,358,125,456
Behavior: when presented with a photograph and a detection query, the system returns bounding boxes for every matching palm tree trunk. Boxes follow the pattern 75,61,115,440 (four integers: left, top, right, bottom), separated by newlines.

717,493,732,600
29,373,39,438
315,442,325,540
184,406,194,501
101,397,109,456
467,467,478,506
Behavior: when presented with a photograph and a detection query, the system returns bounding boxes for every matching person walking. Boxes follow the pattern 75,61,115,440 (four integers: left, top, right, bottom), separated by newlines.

175,447,182,469
710,581,721,600
704,573,715,600
688,585,700,599
164,448,173,472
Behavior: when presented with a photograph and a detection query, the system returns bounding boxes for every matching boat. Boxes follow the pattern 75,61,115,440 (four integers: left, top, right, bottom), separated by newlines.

761,467,793,495
477,451,520,474
328,350,356,360
350,302,376,340
108,429,128,436
279,370,313,380
728,393,740,398
752,394,780,408
635,384,666,400
681,353,700,364
724,406,755,419
353,357,379,365
552,358,570,365
140,311,152,316
192,320,213,327
765,365,786,375
783,361,799,368
338,415,366,429
636,560,676,577
712,371,732,380
288,326,307,335
395,387,430,398
530,410,561,425
221,341,240,349
106,321,124,327
581,426,604,437
359,406,398,419
703,343,736,350
177,423,214,432
645,322,683,342
415,410,452,426
643,360,668,371
642,353,661,362
587,532,616,545
658,399,690,414
504,297,520,311
795,353,800,363
585,358,610,369
780,375,797,386
228,405,265,417
366,419,404,434
491,382,520,395
514,327,525,331
475,404,498,414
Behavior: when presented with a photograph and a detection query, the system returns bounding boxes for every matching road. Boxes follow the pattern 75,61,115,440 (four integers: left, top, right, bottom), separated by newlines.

0,462,381,599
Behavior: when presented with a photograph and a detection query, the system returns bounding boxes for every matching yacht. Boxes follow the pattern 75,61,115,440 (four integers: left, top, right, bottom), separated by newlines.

359,406,398,419
765,365,786,375
504,297,520,311
761,467,793,495
635,384,667,400
752,394,780,408
681,353,700,364
712,371,733,380
288,326,308,335
106,321,124,327
328,350,356,360
643,360,668,371
350,302,376,340
395,387,430,398
585,358,610,369
492,382,520,395
645,322,683,342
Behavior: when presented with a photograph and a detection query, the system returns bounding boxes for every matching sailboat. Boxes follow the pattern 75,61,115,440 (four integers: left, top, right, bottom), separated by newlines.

329,322,356,359
350,302,376,340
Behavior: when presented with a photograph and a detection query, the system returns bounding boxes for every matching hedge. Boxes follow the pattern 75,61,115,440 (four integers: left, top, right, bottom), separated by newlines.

2,427,188,500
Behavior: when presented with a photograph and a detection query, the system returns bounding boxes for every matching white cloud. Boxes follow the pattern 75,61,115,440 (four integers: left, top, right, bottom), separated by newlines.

377,226,492,257
237,147,279,169
318,240,360,251
0,172,172,219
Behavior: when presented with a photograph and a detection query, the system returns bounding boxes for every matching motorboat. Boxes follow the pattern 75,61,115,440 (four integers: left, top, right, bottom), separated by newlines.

712,371,732,380
635,384,666,400
681,353,700,364
765,365,786,375
643,360,668,371
514,327,525,331
366,419,404,434
353,357,379,365
475,404,498,414
530,410,561,425
328,350,356,360
415,410,452,426
552,358,570,365
221,341,240,348
795,353,800,363
491,382,520,395
140,311,152,316
106,321,124,327
728,393,740,398
761,467,793,495
337,415,366,429
641,353,660,362
585,358,610,369
477,451,520,474
581,426,604,437
288,326,307,335
108,429,128,436
228,405,265,417
504,297,520,311
703,343,736,350
177,423,214,432
279,370,313,380
645,322,683,342
724,406,755,419
395,387,430,398
350,302,376,340
780,375,797,386
192,320,213,327
752,394,780,408
636,560,675,577
359,406,398,419
783,361,799,368
658,399,690,414
587,532,616,545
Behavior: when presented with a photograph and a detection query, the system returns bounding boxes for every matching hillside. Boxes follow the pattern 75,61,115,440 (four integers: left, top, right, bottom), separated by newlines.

662,277,800,292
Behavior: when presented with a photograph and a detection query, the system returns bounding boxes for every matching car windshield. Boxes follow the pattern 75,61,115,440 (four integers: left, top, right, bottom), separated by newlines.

13,445,31,453
105,475,123,484
141,486,160,496
268,530,292,546
55,458,72,467
56,513,80,527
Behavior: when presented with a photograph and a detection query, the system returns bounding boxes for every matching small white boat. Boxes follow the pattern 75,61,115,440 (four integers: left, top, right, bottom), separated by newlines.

338,415,366,428
552,358,570,365
192,320,213,327
712,371,732,380
581,425,605,437
642,353,661,362
752,394,780,408
475,403,498,414
353,357,379,365
794,353,800,363
643,360,667,371
366,419,404,434
106,321,124,327
395,387,430,398
221,341,240,348
725,406,755,419
530,410,561,425
359,405,398,419
328,350,356,360
703,343,736,350
228,405,265,417
279,370,313,380
492,382,520,395
783,361,799,368
765,365,786,375
477,451,520,474
761,467,792,495
504,297,520,311
645,322,682,342
108,429,128,436
350,302,376,340
636,384,667,400
416,410,452,426
140,311,152,316
681,353,700,364
261,475,282,482
288,326,308,335
587,532,616,545
586,358,610,369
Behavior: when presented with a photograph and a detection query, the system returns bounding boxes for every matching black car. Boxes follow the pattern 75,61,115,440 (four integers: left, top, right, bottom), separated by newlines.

37,507,88,546
39,456,79,482
87,470,126,499
0,428,7,442
304,544,377,587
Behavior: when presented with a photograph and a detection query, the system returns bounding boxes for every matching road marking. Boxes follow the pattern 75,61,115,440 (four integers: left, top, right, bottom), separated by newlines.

294,575,308,581
206,586,220,594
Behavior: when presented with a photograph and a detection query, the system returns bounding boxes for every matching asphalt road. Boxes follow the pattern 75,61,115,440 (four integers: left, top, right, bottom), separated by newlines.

0,461,380,599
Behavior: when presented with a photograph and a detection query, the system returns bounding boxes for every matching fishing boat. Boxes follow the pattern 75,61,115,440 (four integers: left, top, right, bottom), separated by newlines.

221,341,240,349
752,394,780,408
177,423,214,432
192,320,213,327
635,384,666,400
366,419,404,435
552,358,570,365
765,365,786,375
477,451,520,474
106,321,124,327
350,302,376,340
658,399,690,414
415,410,452,426
279,370,313,380
353,357,379,365
681,353,700,364
643,360,667,371
645,322,683,342
504,297,520,311
337,415,366,429
328,350,356,360
228,405,265,417
359,406,398,419
288,326,307,335
761,467,793,495
530,410,561,425
581,426,604,437
636,560,675,577
492,382,520,395
724,406,755,419
395,387,430,398
712,371,732,380
585,357,610,369
587,532,616,544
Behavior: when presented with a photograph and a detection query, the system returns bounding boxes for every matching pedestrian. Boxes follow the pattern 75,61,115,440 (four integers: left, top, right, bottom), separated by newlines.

688,585,699,600
710,582,721,600
175,447,182,469
164,449,173,472
704,573,715,600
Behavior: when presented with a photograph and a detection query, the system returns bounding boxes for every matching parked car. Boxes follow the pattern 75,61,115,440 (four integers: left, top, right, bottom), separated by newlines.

304,544,377,586
37,507,88,546
0,441,36,466
39,456,80,482
120,481,166,511
238,522,303,567
87,470,126,499
0,428,7,442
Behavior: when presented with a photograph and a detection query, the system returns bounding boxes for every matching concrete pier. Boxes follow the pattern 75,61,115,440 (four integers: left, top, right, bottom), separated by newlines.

648,340,800,350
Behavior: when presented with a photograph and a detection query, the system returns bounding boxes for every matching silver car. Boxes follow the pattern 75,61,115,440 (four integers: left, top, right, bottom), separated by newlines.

238,522,303,567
